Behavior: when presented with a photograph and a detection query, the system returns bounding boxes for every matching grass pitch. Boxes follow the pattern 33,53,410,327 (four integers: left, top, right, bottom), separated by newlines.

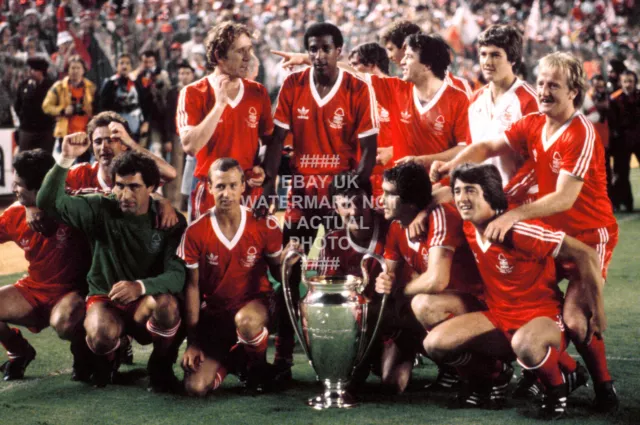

1,191,640,424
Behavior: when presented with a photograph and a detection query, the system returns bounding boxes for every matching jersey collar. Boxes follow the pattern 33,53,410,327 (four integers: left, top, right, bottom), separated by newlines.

309,68,344,108
210,206,247,250
413,81,447,115
207,75,245,109
541,111,579,152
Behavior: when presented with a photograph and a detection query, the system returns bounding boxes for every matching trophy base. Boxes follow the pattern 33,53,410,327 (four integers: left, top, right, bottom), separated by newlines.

307,391,357,410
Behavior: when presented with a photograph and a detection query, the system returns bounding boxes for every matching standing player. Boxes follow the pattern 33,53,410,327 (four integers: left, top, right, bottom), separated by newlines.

270,22,378,376
425,163,604,419
375,162,485,393
178,158,283,396
177,22,275,221
0,150,88,381
434,52,619,411
394,34,470,168
37,137,187,392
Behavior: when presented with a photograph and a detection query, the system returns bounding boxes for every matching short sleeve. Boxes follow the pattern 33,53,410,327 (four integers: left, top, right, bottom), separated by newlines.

504,159,538,206
176,226,201,269
264,215,283,258
453,95,471,147
511,221,565,259
353,78,378,139
274,74,294,130
176,85,204,138
383,222,402,262
521,95,539,116
559,119,597,180
65,164,88,191
259,85,275,138
427,204,464,250
0,208,12,244
503,116,530,157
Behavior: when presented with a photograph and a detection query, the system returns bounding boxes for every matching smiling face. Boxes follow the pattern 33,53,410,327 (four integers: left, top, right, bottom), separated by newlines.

208,167,245,212
113,172,153,215
385,41,404,66
479,45,513,83
399,45,426,83
536,65,577,118
453,179,494,225
12,172,37,207
307,35,341,79
218,33,253,79
91,126,127,169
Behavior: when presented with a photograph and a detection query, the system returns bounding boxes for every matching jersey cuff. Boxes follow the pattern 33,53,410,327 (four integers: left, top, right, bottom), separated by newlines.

136,280,146,295
274,119,290,130
551,233,566,258
358,127,379,139
502,133,516,151
560,169,585,181
429,245,456,252
186,263,199,269
57,157,76,168
267,249,283,258
457,142,468,146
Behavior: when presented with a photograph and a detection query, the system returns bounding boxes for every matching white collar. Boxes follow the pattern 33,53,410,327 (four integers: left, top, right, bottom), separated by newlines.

413,81,447,115
210,206,247,250
206,75,245,109
541,111,579,152
309,68,344,107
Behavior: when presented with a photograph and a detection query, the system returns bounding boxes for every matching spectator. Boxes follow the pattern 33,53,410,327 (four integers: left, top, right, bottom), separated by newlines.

181,27,206,64
14,57,55,152
166,42,183,86
42,55,96,159
583,74,613,198
610,69,640,212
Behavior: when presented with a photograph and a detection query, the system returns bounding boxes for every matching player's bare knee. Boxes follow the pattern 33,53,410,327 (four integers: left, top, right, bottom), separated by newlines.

563,314,587,343
152,294,180,329
50,296,85,340
234,309,265,337
510,329,532,360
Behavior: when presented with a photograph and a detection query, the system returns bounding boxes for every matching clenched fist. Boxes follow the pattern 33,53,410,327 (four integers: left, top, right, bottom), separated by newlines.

61,132,90,160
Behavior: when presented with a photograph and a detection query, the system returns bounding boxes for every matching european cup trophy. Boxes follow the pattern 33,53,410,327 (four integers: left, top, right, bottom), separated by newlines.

281,251,388,409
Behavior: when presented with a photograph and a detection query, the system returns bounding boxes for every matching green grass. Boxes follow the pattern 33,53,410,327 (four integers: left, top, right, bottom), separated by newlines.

1,180,640,425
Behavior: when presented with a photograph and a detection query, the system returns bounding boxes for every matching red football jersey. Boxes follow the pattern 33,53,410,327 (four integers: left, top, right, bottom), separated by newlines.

446,71,473,99
65,162,110,194
395,83,470,163
274,68,378,175
463,219,564,324
383,203,482,296
363,74,410,175
504,112,616,235
177,76,275,180
0,202,88,291
177,206,282,313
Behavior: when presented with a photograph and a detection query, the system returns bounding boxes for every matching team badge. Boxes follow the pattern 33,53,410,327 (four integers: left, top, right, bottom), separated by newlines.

433,115,445,132
148,232,163,254
329,108,345,129
241,246,259,268
421,246,429,268
496,253,513,274
246,106,258,128
551,151,562,174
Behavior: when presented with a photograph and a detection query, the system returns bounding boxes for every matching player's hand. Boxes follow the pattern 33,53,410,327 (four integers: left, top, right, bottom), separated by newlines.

64,105,74,116
61,132,90,160
282,239,303,266
484,210,519,243
247,165,265,188
25,206,47,234
108,121,136,149
375,271,394,295
155,198,179,229
430,160,452,183
212,74,231,106
408,209,429,243
394,155,415,165
376,146,393,166
108,281,143,304
271,50,310,70
182,344,205,373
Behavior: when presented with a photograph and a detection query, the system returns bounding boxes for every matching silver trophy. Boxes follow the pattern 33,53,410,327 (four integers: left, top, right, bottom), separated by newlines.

281,251,388,409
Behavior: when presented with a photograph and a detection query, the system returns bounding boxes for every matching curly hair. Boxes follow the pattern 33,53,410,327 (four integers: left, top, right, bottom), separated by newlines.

349,42,390,75
13,149,54,191
477,25,523,72
379,20,421,49
304,22,344,50
383,162,432,211
111,151,160,190
450,163,508,211
87,111,130,142
205,22,251,69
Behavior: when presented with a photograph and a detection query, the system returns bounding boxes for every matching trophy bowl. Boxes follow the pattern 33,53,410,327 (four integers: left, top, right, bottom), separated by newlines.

281,252,387,409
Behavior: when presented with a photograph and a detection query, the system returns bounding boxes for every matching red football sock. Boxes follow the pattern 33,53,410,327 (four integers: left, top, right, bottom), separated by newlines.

212,366,227,391
557,349,577,373
575,335,612,384
1,328,30,359
238,328,269,367
519,347,564,388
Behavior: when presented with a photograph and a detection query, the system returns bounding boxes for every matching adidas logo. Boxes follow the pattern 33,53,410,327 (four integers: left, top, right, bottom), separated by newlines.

297,107,310,119
400,110,412,123
206,253,219,266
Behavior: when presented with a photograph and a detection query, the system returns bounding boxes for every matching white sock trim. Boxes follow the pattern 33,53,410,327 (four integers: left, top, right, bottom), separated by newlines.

517,347,552,370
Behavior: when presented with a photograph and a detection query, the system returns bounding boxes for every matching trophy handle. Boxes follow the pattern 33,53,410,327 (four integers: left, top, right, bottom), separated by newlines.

281,249,312,361
357,253,389,367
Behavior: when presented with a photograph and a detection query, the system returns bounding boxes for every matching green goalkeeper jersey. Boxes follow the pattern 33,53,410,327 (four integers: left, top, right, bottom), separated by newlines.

37,164,186,297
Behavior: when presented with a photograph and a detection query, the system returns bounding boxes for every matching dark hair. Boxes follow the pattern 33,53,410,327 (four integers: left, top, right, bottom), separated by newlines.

117,53,132,63
87,111,130,142
141,50,159,62
349,42,390,75
450,163,508,211
383,162,432,210
380,20,421,49
304,22,344,50
177,60,194,72
620,69,638,85
13,149,54,191
205,22,251,69
208,157,245,182
591,73,605,83
66,54,87,73
329,171,372,201
111,151,160,190
477,25,523,71
404,34,451,80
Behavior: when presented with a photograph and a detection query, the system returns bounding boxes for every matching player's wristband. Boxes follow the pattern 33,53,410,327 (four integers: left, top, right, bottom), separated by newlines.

136,280,146,295
57,156,75,169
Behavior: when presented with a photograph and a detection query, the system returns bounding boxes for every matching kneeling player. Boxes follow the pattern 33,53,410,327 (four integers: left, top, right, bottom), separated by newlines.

375,162,485,393
0,150,88,381
178,158,283,396
424,164,604,419
37,135,187,391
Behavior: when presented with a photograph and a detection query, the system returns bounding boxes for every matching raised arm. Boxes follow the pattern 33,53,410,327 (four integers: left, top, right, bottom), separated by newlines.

430,137,511,182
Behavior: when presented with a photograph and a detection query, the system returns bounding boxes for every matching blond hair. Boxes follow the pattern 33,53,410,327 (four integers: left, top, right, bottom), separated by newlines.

539,52,587,108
